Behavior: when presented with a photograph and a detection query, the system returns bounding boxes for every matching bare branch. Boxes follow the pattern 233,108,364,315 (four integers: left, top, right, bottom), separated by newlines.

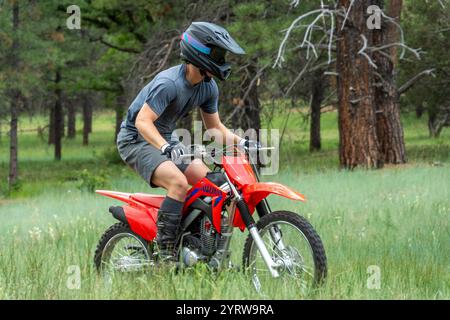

369,43,423,60
398,69,436,95
340,0,356,31
358,34,378,69
284,57,315,97
145,36,177,79
425,0,447,9
326,10,335,64
242,63,270,102
379,10,406,59
290,0,301,8
273,9,329,68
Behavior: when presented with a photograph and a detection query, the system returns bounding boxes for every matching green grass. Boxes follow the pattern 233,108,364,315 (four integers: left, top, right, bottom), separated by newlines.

0,109,449,299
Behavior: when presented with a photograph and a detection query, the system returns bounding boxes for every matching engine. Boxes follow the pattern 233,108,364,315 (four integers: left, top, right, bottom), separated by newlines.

200,215,216,256
181,215,218,267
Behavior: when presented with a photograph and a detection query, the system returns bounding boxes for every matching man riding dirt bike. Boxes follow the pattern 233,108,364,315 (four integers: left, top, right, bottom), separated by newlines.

116,22,252,262
96,21,327,295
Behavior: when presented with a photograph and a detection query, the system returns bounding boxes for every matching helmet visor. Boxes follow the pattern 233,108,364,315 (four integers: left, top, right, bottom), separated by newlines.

209,46,227,65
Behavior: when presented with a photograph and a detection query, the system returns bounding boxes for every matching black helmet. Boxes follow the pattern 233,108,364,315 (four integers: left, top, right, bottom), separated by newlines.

180,21,245,81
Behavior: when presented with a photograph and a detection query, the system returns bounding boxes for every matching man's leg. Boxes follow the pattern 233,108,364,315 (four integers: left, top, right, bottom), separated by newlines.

150,159,209,262
151,161,190,261
183,159,210,185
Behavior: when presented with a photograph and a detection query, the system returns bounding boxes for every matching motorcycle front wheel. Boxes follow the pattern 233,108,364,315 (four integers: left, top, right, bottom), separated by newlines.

242,211,327,297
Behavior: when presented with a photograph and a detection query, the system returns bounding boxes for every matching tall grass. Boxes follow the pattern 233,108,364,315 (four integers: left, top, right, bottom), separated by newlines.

0,166,448,299
0,110,449,299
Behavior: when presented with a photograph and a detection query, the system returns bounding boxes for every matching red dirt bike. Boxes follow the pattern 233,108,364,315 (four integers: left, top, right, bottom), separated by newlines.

94,144,327,295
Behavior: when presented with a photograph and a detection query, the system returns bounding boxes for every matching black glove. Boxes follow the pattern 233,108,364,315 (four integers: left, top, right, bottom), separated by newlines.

161,141,188,164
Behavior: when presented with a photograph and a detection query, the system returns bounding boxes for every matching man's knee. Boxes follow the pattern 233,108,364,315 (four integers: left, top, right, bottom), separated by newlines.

184,159,210,185
168,175,190,196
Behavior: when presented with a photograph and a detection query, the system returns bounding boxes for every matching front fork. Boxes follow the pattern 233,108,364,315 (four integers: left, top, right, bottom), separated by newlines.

235,200,281,278
252,159,286,252
224,168,281,278
256,201,286,252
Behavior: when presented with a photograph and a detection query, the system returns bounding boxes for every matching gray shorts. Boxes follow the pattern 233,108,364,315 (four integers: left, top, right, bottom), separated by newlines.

116,128,189,187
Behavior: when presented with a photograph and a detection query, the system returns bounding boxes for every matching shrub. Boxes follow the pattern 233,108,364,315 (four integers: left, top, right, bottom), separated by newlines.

101,145,123,165
76,169,109,192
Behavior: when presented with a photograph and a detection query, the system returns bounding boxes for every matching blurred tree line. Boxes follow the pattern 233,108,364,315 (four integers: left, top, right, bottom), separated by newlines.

0,0,449,191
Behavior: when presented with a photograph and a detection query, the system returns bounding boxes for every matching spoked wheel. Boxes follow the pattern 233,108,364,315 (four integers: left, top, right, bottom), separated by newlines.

94,223,154,279
243,211,327,297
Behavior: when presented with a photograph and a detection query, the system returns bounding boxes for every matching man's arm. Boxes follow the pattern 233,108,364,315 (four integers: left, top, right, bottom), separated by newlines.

135,103,168,150
201,111,242,145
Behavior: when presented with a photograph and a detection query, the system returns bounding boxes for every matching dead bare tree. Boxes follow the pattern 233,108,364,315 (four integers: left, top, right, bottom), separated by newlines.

273,0,434,168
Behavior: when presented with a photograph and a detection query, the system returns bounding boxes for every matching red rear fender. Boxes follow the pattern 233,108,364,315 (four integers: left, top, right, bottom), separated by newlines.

96,190,164,210
130,193,165,208
96,190,160,241
123,206,158,241
96,190,133,204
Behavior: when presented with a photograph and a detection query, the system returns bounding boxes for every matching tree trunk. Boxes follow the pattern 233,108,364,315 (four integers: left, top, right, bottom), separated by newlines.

48,104,55,145
67,102,76,139
373,0,407,164
54,68,63,161
8,1,20,191
415,103,424,118
9,97,19,190
87,101,92,134
310,70,325,152
61,105,65,138
337,0,381,169
387,0,403,65
232,61,261,134
82,95,91,146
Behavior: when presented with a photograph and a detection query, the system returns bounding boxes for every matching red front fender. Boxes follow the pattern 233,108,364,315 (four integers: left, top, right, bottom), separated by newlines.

242,182,306,208
232,182,306,232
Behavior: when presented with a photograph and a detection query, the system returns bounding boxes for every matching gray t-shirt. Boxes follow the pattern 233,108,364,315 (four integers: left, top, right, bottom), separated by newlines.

121,64,219,142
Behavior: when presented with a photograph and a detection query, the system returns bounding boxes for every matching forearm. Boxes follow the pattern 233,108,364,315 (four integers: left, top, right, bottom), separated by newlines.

218,123,242,145
201,111,243,145
135,120,167,150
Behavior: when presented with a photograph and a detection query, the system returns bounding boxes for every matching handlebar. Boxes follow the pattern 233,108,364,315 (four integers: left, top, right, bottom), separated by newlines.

179,144,274,162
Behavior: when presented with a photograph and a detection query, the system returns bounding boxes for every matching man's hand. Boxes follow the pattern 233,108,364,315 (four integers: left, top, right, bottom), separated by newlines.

161,141,188,164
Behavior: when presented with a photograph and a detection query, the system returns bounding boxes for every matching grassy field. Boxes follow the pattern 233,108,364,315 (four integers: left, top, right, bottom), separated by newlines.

0,110,449,299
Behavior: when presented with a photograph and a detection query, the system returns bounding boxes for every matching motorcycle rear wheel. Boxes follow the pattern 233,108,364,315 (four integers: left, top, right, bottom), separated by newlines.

242,211,327,297
94,222,154,276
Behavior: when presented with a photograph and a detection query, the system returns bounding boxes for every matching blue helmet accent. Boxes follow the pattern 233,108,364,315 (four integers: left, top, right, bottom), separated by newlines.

182,33,211,55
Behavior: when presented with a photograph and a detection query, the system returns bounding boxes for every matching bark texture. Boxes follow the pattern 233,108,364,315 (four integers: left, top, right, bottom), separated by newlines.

372,0,406,164
82,95,92,146
337,0,381,169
